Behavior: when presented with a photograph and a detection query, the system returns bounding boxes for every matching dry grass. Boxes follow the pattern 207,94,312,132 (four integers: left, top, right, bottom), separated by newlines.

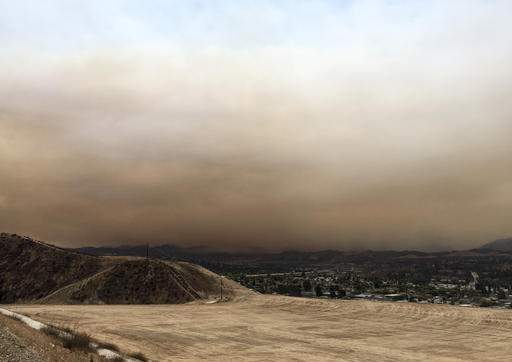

39,322,149,361
96,341,120,352
4,312,151,362
128,352,149,361
41,325,94,352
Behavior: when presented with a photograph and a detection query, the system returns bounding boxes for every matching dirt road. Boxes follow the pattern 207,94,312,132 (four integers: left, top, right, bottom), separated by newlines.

7,295,512,361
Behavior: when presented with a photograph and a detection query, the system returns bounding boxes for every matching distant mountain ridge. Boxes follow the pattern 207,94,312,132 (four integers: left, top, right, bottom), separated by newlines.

72,237,512,270
77,244,263,258
480,237,512,251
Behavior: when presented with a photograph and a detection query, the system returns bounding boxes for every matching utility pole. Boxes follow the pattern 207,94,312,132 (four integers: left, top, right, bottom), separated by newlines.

220,276,223,301
146,243,149,259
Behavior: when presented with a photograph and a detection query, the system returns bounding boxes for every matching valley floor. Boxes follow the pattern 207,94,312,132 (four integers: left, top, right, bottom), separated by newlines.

6,295,512,361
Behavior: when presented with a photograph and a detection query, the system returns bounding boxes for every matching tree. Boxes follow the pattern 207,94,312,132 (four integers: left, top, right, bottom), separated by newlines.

302,279,312,292
277,284,289,295
289,284,302,297
314,284,323,297
329,285,338,298
479,298,497,308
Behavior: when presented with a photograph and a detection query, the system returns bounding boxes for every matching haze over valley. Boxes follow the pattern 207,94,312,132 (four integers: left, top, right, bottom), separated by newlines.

2,1,512,361
1,1,511,251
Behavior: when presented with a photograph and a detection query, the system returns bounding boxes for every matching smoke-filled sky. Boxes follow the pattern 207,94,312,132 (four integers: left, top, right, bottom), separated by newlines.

1,0,511,250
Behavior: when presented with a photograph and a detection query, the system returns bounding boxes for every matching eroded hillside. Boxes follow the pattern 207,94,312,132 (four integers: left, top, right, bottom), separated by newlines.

0,233,249,304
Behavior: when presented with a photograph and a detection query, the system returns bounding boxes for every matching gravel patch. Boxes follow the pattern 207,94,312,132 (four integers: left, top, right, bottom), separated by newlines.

0,322,42,362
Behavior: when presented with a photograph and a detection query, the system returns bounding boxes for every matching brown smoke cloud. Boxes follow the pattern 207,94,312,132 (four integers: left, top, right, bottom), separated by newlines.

1,48,511,250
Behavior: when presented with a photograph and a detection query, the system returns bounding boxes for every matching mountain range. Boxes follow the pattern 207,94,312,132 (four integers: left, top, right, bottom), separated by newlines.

75,237,512,264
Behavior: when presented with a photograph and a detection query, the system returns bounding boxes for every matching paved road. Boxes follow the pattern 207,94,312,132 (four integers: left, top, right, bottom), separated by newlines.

0,322,42,362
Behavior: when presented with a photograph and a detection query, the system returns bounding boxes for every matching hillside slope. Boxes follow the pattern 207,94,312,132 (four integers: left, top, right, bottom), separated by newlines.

0,233,249,304
40,259,247,304
480,237,512,251
0,233,107,303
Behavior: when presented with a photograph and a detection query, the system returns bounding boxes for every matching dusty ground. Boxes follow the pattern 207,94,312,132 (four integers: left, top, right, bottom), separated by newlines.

0,315,41,362
6,295,512,361
0,314,107,362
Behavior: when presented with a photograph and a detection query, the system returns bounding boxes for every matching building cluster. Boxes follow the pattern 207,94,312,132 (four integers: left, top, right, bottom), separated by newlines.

238,267,512,308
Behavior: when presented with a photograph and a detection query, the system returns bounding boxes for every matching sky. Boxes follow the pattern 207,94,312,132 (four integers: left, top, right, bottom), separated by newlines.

0,0,511,250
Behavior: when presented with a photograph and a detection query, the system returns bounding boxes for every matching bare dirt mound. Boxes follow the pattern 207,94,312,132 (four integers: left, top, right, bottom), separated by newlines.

40,259,247,304
0,233,250,304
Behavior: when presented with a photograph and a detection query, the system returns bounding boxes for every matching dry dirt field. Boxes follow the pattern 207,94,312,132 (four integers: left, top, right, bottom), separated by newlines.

6,295,512,361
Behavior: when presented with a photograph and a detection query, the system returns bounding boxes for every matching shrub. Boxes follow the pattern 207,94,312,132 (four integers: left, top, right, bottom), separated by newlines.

41,323,148,361
128,352,149,362
479,298,497,308
62,331,93,351
96,342,120,352
41,325,94,352
41,326,61,339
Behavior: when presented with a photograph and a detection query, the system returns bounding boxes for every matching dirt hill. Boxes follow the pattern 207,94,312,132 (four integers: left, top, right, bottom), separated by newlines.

0,233,249,304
